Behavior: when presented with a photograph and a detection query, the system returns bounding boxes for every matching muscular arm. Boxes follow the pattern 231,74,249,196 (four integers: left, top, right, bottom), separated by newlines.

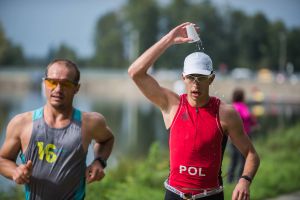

84,112,114,160
0,117,21,179
0,113,32,183
91,114,114,161
222,105,259,177
128,22,193,128
220,102,260,199
84,112,114,183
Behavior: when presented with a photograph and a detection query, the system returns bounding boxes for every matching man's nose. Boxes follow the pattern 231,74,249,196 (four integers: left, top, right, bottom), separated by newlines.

54,83,63,90
193,78,201,84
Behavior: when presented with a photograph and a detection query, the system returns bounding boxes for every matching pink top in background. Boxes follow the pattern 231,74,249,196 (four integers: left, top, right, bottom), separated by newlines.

233,102,256,134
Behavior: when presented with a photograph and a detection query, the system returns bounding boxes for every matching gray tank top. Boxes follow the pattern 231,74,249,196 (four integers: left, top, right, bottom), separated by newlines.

20,107,87,200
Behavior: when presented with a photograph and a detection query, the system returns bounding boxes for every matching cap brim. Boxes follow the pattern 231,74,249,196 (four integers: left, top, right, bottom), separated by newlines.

183,69,211,76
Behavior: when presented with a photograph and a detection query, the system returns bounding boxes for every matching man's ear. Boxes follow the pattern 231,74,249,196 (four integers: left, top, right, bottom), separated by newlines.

74,84,80,94
181,74,185,80
209,74,215,85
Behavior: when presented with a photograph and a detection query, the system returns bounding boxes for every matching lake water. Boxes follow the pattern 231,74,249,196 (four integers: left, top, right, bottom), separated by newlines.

0,69,299,191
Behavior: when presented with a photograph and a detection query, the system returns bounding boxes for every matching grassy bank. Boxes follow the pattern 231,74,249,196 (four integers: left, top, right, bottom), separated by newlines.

245,122,300,199
2,123,300,200
86,122,300,200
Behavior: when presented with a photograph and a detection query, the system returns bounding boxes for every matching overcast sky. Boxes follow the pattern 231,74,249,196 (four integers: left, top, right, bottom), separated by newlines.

0,0,299,58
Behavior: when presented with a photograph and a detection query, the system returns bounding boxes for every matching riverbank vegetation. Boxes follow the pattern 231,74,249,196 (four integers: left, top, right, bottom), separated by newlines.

89,122,300,200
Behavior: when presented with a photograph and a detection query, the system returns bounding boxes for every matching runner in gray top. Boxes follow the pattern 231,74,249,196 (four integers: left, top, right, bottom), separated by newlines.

20,107,86,199
0,59,114,200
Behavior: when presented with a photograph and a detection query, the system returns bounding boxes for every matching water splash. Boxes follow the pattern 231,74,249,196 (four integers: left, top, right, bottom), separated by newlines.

196,39,205,51
211,88,226,101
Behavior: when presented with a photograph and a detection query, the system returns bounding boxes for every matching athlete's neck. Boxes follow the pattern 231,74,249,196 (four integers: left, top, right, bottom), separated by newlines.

44,105,73,128
187,95,210,108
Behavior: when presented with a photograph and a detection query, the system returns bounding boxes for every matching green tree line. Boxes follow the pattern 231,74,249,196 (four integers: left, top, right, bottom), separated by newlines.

1,0,299,72
0,24,25,65
93,0,300,72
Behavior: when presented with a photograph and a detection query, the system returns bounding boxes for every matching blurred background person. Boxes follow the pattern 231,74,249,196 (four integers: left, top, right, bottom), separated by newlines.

227,87,258,184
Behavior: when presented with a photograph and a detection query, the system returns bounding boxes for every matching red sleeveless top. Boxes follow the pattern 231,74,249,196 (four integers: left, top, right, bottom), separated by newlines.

168,94,225,192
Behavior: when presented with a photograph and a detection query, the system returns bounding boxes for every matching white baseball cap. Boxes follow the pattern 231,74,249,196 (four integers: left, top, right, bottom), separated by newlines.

183,52,213,76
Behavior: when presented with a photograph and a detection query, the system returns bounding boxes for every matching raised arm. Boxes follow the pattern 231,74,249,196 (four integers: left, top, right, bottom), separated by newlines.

220,103,260,200
128,22,192,111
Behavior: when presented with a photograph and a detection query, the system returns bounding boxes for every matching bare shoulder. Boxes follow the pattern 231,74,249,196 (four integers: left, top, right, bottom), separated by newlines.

219,101,237,119
164,88,180,109
81,112,107,129
81,111,113,143
219,101,241,134
159,88,180,128
82,112,105,121
1,111,33,157
7,111,32,132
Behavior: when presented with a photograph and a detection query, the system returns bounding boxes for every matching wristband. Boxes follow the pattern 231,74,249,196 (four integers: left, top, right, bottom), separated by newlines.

240,175,252,183
94,156,107,168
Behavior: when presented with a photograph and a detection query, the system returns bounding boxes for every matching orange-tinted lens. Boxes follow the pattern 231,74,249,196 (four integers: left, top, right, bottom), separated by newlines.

60,80,75,88
44,79,58,89
44,78,76,89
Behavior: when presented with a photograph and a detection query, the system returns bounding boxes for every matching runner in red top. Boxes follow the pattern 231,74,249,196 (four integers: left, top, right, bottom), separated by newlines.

169,95,225,192
128,22,260,200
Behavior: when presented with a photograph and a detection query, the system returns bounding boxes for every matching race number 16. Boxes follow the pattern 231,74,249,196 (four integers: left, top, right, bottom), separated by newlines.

37,142,57,163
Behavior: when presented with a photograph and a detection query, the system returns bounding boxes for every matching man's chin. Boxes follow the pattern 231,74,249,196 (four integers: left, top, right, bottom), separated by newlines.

50,102,66,110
